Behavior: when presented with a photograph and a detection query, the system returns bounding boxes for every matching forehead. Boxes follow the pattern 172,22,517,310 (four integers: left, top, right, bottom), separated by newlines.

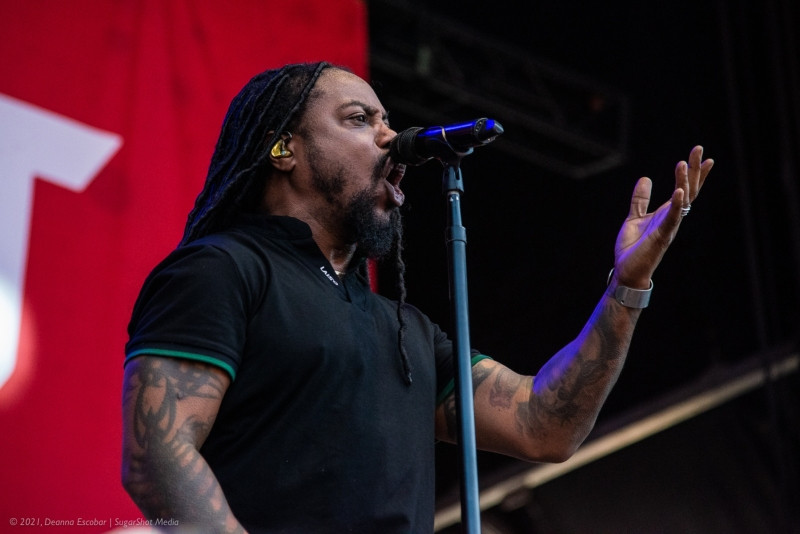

309,69,385,114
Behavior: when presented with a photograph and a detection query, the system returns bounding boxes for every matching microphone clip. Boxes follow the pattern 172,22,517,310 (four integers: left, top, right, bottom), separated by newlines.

390,118,504,166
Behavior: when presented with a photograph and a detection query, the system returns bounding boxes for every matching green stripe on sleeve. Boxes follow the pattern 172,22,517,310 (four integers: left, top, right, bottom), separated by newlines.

436,354,492,405
125,348,236,380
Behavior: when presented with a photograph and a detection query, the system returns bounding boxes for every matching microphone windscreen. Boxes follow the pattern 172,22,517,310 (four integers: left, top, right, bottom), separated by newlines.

389,127,428,166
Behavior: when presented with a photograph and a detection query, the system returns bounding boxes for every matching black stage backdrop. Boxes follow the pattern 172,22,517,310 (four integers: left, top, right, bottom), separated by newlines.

368,0,800,531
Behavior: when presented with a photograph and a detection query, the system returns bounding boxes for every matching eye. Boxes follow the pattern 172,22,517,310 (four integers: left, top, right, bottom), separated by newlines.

349,113,368,124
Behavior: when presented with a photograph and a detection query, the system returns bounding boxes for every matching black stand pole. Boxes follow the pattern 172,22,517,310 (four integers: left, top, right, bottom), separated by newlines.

390,117,502,533
442,161,480,534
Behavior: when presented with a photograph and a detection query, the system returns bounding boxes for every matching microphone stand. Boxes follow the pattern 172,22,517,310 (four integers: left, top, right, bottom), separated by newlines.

440,149,481,534
393,118,502,532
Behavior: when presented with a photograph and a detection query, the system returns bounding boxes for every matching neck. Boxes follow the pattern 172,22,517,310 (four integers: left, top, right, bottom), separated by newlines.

325,242,358,275
261,179,358,272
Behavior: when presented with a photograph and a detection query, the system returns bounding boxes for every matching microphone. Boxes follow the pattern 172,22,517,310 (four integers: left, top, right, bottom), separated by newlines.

389,118,504,165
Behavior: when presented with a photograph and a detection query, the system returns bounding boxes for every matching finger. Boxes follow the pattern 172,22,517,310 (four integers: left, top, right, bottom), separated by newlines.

674,160,690,207
688,145,703,191
688,145,716,203
629,177,652,219
697,157,714,194
668,187,686,223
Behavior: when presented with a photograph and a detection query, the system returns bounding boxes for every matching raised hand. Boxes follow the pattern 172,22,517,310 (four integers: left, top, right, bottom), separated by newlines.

612,145,714,288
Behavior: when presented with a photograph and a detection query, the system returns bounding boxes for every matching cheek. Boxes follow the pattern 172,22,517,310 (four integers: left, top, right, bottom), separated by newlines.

370,159,385,186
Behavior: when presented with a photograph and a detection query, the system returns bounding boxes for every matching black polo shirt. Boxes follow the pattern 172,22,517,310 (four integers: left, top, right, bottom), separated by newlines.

126,215,474,533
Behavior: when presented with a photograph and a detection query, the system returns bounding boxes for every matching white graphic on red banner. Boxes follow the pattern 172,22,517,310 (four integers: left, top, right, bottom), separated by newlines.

0,93,122,390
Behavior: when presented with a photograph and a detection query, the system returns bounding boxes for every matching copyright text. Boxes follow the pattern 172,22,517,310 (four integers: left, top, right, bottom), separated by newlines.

8,517,180,527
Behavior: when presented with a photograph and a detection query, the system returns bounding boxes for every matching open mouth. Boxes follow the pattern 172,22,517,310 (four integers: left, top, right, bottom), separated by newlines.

383,158,406,207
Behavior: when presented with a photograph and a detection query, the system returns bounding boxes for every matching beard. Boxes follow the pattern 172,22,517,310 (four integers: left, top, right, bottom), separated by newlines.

307,147,400,259
344,190,401,260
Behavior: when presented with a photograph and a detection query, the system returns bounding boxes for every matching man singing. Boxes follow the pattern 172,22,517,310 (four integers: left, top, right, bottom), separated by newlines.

122,61,714,533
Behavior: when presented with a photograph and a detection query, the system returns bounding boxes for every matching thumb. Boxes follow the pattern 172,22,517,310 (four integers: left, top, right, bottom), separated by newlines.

629,177,653,219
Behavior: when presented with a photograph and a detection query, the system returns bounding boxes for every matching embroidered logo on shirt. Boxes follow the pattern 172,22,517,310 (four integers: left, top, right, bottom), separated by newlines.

319,266,339,286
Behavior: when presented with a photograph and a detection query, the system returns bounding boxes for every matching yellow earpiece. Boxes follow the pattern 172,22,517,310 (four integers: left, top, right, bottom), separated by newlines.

270,134,293,158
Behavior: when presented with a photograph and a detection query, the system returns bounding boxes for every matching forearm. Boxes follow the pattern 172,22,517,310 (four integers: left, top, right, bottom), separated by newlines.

528,288,641,457
123,441,245,533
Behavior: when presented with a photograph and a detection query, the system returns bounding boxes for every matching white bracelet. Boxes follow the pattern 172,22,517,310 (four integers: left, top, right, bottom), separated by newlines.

607,268,653,308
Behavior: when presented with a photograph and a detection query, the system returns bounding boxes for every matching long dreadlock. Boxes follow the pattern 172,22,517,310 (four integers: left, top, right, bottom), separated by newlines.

180,62,332,246
179,61,413,384
392,217,412,384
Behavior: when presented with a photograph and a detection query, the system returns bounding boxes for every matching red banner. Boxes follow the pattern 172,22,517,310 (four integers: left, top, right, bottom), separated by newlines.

0,1,366,529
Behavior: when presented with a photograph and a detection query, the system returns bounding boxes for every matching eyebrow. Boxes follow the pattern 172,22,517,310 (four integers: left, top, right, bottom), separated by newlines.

339,100,390,126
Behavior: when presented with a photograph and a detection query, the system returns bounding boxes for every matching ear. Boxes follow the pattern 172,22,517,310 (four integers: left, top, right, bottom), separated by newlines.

267,131,295,172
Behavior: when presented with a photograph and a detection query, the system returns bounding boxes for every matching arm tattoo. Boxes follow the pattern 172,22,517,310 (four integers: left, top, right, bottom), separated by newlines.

472,362,493,393
487,367,533,436
489,367,524,409
528,299,632,433
122,358,243,533
130,359,224,449
442,361,494,442
527,350,604,432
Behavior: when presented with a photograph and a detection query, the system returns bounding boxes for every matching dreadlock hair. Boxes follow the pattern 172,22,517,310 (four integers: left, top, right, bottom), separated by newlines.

392,215,413,385
180,61,414,385
180,61,334,246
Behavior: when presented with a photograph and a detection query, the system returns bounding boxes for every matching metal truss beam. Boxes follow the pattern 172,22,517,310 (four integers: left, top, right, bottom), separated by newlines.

368,0,630,179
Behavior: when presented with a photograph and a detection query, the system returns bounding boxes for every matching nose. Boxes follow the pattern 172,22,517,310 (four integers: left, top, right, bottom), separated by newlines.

377,122,397,149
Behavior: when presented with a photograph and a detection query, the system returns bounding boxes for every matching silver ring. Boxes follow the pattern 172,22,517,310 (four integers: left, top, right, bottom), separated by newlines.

680,204,691,217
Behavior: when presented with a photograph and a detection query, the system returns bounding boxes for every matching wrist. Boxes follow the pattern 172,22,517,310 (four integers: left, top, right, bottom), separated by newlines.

606,268,653,308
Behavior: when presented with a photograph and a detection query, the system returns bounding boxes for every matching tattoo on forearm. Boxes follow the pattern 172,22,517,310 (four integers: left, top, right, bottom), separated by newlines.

528,299,631,433
123,359,242,533
529,350,603,429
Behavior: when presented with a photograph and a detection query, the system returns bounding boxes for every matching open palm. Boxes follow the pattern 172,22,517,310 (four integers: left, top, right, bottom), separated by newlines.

613,145,714,288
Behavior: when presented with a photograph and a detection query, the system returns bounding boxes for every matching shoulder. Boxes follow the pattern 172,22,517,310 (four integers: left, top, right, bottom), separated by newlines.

163,225,276,284
134,227,275,318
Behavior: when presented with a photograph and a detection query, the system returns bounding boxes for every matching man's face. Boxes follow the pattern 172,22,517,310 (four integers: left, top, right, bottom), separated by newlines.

292,69,406,258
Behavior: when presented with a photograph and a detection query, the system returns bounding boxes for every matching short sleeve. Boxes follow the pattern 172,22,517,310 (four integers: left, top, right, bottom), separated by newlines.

427,315,491,404
125,244,254,379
